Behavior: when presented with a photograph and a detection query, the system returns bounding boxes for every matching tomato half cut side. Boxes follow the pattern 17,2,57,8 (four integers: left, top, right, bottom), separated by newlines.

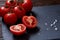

10,24,26,36
22,16,37,29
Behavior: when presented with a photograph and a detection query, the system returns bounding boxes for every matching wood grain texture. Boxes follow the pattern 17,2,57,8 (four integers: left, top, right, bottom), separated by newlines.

0,0,60,6
32,0,60,6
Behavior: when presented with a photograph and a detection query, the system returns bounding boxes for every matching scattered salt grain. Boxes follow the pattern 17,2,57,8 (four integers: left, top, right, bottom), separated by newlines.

55,27,58,31
53,19,57,25
55,19,57,22
53,21,56,25
50,19,58,27
50,24,53,27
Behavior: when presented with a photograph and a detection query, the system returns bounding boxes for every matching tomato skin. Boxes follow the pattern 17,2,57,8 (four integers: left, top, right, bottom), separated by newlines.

13,6,26,19
10,24,26,36
19,0,33,12
0,6,10,17
22,16,37,29
4,13,17,25
0,12,2,17
5,0,17,7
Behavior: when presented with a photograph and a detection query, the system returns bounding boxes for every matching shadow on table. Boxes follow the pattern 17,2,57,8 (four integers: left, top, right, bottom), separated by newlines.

13,27,40,40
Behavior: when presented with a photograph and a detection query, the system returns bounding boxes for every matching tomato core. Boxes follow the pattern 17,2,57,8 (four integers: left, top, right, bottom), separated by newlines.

26,17,33,25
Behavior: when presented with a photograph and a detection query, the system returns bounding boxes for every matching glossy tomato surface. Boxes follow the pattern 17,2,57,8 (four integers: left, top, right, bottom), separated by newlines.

0,6,10,17
10,24,26,36
22,16,37,29
13,6,26,19
19,0,33,12
0,13,1,17
4,13,17,25
5,0,17,7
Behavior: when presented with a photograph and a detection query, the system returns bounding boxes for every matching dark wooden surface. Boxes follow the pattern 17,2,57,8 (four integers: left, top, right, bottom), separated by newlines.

32,0,60,6
0,17,3,40
0,0,60,6
0,0,60,40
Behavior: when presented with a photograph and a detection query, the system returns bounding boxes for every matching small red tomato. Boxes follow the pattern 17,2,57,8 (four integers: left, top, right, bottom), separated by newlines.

0,6,10,17
13,6,26,19
4,13,17,25
5,0,17,7
22,16,37,29
19,0,33,12
10,24,26,36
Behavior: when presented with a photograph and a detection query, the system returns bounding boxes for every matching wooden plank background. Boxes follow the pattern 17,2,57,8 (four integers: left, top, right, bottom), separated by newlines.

0,0,60,6
0,0,60,40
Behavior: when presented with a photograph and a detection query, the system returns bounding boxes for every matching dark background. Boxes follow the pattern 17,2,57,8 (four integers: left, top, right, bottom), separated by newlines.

0,0,60,6
0,0,60,40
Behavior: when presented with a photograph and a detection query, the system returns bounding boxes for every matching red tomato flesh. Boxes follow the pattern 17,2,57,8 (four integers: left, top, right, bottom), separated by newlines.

22,16,37,29
10,24,26,35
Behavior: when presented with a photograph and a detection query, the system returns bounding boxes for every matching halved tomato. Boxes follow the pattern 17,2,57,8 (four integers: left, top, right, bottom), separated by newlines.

22,16,37,29
10,24,26,36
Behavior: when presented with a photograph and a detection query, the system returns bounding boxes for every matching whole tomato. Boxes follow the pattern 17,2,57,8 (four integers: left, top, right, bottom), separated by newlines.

22,16,37,29
5,0,17,7
13,6,26,19
18,0,33,12
10,24,26,36
4,13,17,25
0,6,10,17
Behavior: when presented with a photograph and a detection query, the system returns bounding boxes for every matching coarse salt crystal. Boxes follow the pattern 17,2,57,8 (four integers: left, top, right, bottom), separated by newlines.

55,27,58,31
50,24,53,27
55,19,57,22
53,21,56,25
